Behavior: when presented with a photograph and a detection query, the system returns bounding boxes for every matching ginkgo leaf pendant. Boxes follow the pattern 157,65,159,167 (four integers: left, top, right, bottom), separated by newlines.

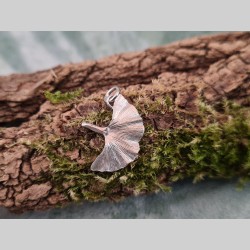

82,86,145,172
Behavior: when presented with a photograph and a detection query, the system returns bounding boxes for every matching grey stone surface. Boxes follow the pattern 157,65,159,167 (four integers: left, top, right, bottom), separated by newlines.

0,180,249,219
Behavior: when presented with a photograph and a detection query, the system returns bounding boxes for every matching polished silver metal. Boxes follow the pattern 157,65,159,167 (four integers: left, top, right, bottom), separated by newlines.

82,86,145,172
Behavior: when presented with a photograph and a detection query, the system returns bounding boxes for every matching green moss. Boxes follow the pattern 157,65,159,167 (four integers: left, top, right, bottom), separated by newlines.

44,88,83,104
135,94,174,115
83,108,112,126
31,91,250,203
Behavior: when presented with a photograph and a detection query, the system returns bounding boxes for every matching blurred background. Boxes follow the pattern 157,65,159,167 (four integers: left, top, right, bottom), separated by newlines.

0,31,218,75
1,31,250,219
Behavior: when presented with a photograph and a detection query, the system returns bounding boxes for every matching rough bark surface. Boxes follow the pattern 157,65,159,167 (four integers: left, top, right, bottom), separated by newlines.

0,32,250,212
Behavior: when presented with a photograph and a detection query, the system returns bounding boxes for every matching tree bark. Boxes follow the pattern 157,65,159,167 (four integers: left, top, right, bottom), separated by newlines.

0,32,250,213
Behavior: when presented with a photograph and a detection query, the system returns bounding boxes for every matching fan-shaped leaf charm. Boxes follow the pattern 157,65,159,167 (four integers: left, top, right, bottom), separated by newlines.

82,86,144,172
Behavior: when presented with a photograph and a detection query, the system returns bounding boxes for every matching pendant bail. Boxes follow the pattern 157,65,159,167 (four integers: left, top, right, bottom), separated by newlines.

104,86,120,109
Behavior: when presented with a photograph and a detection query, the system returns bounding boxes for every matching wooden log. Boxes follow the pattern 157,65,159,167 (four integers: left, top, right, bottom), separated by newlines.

0,32,250,213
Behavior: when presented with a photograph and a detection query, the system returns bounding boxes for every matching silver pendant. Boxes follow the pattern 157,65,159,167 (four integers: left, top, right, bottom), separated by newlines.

82,86,145,172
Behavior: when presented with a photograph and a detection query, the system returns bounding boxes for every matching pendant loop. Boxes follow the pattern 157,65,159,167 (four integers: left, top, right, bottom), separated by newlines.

104,86,120,109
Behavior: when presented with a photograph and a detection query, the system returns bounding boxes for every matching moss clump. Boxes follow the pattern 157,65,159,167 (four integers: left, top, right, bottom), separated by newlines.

44,88,83,104
149,115,250,184
32,89,250,203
